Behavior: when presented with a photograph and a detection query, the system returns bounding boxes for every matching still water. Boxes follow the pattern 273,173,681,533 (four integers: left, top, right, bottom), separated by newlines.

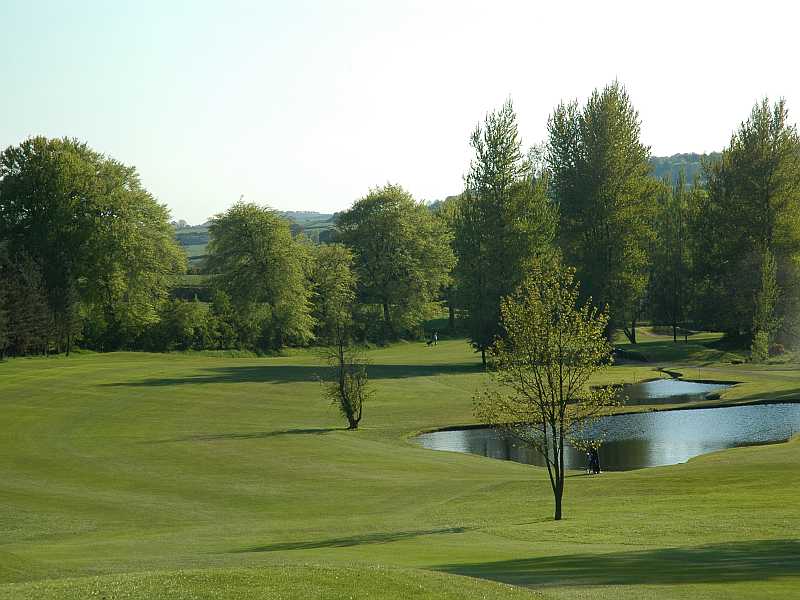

623,378,732,404
415,402,800,471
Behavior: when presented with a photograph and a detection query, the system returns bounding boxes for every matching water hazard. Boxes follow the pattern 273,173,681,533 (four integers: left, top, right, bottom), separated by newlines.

415,397,800,471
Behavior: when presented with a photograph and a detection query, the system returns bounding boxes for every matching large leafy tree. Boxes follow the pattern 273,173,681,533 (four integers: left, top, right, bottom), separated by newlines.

0,137,185,352
455,101,557,365
547,82,657,342
336,184,454,339
475,263,618,521
206,202,314,350
694,98,800,348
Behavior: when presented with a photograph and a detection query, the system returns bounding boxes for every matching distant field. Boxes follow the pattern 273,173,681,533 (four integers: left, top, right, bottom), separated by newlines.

1,338,798,598
180,243,208,259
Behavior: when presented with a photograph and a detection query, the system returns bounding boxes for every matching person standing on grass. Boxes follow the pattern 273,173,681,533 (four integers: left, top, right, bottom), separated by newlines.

590,447,601,474
433,331,438,346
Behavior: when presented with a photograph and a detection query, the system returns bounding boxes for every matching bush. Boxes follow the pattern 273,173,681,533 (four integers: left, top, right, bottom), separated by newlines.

750,331,769,363
769,343,785,357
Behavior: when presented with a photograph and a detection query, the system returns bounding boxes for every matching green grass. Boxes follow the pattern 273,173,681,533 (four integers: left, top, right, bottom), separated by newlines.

1,339,799,598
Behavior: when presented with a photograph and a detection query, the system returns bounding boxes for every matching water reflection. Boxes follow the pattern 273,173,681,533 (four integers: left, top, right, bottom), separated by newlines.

415,403,800,471
623,378,732,405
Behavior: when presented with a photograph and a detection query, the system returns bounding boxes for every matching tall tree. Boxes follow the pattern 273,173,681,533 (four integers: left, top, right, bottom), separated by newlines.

336,184,454,339
547,82,657,343
207,202,314,350
694,98,800,346
0,137,185,352
456,101,557,365
474,263,618,521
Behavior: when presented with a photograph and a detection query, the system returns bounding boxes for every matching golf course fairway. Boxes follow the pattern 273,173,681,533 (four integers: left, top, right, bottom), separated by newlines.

1,337,799,599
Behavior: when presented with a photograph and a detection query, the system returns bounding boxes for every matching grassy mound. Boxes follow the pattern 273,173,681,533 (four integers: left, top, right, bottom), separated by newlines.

0,565,542,599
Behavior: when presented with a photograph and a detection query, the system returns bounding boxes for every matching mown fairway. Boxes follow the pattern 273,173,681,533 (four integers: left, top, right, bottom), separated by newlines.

1,338,799,599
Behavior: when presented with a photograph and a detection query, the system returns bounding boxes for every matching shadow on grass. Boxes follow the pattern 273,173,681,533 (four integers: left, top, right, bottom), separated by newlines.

616,337,735,366
233,526,469,553
144,427,339,444
436,539,800,587
102,363,482,387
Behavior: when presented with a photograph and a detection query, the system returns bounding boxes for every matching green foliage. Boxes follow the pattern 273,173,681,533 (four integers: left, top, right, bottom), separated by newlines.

0,249,51,356
140,298,211,352
649,172,694,340
310,244,357,344
694,99,800,343
322,341,370,429
547,82,657,340
336,184,454,339
0,137,185,352
206,202,314,350
456,101,557,363
475,263,618,520
650,152,721,184
750,330,770,363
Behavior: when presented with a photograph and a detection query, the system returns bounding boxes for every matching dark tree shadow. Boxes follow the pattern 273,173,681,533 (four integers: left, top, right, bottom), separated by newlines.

143,427,340,444
232,526,469,553
435,539,800,587
102,363,482,387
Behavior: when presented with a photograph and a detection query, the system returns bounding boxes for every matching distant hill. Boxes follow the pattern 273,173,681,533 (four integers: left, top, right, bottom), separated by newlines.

650,152,721,184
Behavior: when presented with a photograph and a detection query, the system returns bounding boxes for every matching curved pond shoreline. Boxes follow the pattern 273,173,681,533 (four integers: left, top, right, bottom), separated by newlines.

412,395,800,438
410,375,800,471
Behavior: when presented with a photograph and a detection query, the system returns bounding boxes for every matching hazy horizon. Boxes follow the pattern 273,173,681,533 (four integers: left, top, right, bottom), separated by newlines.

2,0,798,223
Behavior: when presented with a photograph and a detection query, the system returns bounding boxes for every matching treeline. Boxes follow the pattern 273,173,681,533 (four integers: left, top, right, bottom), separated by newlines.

2,83,800,360
0,138,185,358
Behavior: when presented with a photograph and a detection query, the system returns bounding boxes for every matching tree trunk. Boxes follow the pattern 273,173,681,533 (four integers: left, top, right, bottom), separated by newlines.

448,303,455,330
672,323,677,343
382,301,393,339
623,319,637,344
481,347,486,368
553,478,563,521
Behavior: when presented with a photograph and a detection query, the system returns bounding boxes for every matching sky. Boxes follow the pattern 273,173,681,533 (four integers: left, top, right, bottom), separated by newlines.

1,0,798,224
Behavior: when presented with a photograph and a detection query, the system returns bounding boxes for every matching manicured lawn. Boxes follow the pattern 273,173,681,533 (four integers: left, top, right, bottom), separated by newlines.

1,339,799,598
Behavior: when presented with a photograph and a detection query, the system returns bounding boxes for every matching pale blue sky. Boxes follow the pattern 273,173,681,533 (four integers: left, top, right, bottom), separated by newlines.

2,0,798,223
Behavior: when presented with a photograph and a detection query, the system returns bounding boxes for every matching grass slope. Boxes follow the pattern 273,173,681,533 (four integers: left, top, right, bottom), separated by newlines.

1,338,799,599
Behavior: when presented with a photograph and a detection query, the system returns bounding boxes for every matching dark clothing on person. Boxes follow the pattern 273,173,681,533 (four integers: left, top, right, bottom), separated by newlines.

589,448,601,474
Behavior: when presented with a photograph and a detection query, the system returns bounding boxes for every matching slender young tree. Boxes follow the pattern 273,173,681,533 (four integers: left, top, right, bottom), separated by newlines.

475,263,619,521
547,82,657,343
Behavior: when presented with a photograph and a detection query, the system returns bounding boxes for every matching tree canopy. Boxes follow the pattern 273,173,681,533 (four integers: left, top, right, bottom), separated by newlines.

455,100,557,364
693,98,800,349
336,184,454,339
547,82,656,342
0,136,185,352
206,202,314,350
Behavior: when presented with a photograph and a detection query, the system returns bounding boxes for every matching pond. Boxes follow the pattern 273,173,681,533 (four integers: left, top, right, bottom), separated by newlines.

623,378,732,404
414,402,800,471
